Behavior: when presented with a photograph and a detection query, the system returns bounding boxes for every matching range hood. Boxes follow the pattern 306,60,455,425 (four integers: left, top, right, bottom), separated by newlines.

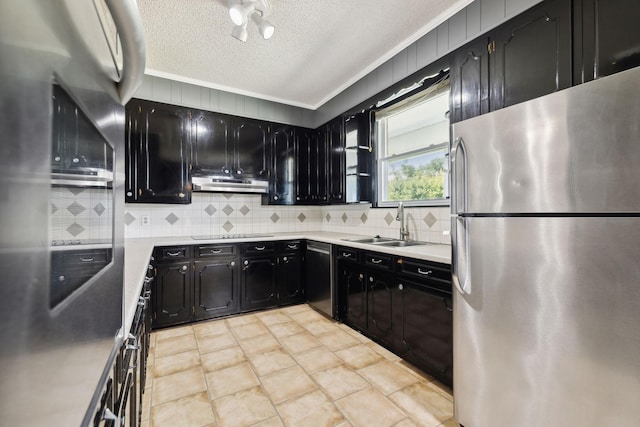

192,175,268,193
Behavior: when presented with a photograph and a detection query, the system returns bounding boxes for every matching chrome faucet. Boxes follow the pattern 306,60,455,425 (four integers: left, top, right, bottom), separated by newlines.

396,202,409,241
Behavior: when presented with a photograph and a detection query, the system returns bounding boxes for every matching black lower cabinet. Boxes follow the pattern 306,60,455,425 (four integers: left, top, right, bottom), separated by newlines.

278,250,304,305
394,280,453,386
337,247,453,387
366,270,395,349
194,258,239,320
154,261,193,328
341,261,367,333
240,256,278,311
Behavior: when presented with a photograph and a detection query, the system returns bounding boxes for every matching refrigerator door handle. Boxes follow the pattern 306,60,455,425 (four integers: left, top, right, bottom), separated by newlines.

451,216,469,294
450,137,468,214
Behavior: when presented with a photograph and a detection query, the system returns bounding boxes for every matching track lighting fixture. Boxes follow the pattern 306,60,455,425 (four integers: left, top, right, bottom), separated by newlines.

228,0,274,42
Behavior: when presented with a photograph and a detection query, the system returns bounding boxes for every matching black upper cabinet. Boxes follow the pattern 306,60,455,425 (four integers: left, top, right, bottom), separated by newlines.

327,117,345,204
449,0,571,122
295,127,327,204
344,112,373,203
490,0,572,110
235,119,270,178
267,124,296,205
191,111,233,176
578,0,640,82
125,99,191,204
449,37,490,123
52,85,112,173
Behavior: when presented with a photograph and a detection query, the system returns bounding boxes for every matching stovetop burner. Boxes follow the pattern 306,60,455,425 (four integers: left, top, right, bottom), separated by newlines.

191,233,274,240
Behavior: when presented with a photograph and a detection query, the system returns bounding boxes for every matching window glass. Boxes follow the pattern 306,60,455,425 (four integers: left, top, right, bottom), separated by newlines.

376,83,450,206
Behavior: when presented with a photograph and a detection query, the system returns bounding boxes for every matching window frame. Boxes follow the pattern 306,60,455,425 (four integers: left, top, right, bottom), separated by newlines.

374,81,451,208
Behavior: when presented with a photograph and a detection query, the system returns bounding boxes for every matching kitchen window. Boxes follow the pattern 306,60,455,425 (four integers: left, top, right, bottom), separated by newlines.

375,79,450,207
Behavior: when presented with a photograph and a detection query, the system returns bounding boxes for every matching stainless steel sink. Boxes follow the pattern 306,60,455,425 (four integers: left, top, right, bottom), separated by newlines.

341,236,396,244
375,240,427,247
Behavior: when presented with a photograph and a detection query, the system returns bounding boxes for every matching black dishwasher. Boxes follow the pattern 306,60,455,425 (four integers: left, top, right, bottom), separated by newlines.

305,241,333,318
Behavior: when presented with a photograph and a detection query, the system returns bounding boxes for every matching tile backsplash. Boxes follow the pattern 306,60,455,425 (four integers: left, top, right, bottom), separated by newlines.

50,187,113,241
122,193,450,244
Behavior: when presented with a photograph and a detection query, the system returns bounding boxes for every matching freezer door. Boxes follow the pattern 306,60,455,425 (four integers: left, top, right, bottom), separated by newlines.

450,66,640,215
453,217,640,427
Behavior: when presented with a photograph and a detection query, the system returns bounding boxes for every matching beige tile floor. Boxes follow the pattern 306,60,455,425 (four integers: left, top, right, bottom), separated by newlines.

141,304,459,427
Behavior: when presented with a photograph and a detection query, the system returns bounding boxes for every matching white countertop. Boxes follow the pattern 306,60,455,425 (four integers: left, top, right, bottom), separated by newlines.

123,231,451,333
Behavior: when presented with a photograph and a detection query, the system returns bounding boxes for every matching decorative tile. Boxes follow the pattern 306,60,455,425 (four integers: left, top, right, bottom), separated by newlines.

93,202,105,216
165,212,179,225
67,187,85,196
66,201,86,216
51,203,58,215
360,213,368,224
424,212,437,228
66,222,85,237
239,205,250,216
297,213,306,223
341,213,348,223
270,213,280,223
384,212,395,225
223,193,233,200
204,204,217,216
326,213,331,222
222,204,234,216
223,221,234,232
124,212,136,226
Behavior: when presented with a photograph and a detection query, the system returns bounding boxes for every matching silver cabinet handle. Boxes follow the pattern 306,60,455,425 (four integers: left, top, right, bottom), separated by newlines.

254,246,265,251
287,244,297,249
181,265,188,271
282,256,288,262
230,261,236,267
342,252,351,257
398,283,404,290
209,249,222,254
80,257,94,262
143,276,153,284
104,0,146,104
101,408,119,427
371,258,382,264
167,251,181,257
244,260,249,265
417,268,432,275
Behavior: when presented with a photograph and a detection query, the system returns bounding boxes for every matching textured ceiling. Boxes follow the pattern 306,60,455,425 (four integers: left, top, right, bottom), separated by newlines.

138,0,471,109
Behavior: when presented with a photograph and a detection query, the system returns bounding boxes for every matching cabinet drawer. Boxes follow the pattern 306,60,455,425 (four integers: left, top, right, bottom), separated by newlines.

241,242,275,255
336,246,358,262
197,244,235,258
155,246,192,261
398,258,451,284
280,240,302,252
364,252,393,271
64,249,111,268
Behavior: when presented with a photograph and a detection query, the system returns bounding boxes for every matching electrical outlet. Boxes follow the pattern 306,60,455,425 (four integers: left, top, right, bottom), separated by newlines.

141,215,151,226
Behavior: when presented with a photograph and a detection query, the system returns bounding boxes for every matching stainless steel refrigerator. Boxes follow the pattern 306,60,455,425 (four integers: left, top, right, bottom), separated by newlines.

0,1,144,425
450,66,640,427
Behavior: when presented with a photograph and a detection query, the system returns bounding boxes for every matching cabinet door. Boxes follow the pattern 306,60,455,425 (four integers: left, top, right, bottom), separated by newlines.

235,118,269,178
240,256,278,311
295,128,312,203
449,37,490,123
279,252,304,305
366,271,394,349
341,261,367,332
579,0,640,81
490,0,572,110
194,259,239,320
154,262,192,328
133,100,191,203
344,112,373,203
269,125,296,204
394,281,453,386
192,111,233,176
327,117,345,203
310,128,328,203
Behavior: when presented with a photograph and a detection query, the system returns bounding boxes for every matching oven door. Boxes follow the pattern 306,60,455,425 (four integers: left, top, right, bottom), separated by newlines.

0,1,144,426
